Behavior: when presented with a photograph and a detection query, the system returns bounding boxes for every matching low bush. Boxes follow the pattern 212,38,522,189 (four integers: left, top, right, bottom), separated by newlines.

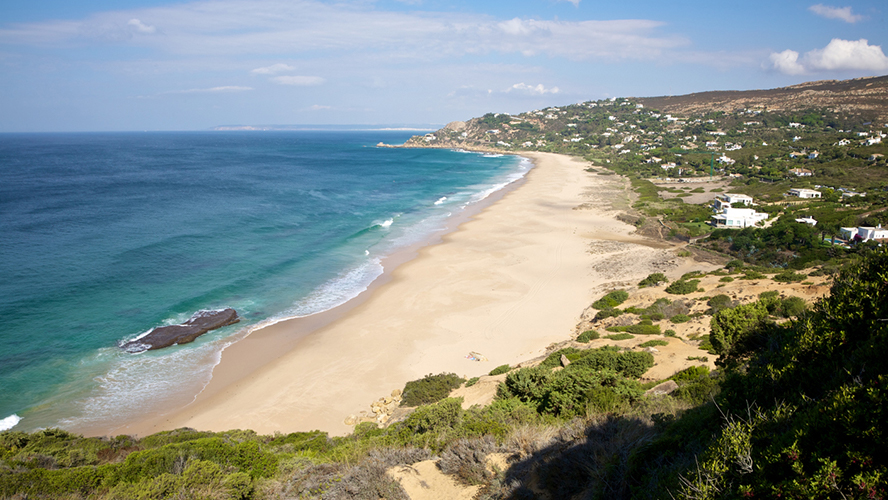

489,364,511,376
576,330,599,343
594,307,622,320
719,276,734,282
625,324,661,335
605,333,634,341
591,290,629,310
638,339,669,348
465,377,479,387
670,314,690,323
772,270,806,282
665,280,699,295
706,294,734,314
664,329,677,337
638,273,668,287
401,373,465,407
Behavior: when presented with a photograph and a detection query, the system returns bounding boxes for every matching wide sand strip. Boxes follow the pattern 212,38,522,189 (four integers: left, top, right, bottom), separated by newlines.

118,152,685,437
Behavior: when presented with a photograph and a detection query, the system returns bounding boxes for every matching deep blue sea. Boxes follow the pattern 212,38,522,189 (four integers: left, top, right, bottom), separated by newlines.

0,131,529,432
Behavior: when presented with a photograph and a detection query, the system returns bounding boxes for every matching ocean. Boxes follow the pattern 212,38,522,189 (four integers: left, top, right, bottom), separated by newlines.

0,131,530,433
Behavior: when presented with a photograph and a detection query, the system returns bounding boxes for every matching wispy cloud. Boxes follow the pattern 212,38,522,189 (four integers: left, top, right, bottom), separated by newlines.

808,4,863,23
0,1,687,62
507,83,560,95
271,75,325,86
767,39,888,74
251,63,295,75
127,19,156,34
138,86,253,97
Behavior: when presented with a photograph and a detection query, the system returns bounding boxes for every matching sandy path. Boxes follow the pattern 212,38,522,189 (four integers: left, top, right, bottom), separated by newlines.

113,152,684,437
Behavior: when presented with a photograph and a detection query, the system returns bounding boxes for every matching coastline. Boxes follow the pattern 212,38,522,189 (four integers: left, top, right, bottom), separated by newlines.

84,152,689,438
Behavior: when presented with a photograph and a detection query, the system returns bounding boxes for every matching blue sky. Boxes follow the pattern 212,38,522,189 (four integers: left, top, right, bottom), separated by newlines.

0,0,885,131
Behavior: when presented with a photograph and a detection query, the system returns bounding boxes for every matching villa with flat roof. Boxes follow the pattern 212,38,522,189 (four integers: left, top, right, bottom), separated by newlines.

711,207,769,228
788,188,821,199
713,193,753,211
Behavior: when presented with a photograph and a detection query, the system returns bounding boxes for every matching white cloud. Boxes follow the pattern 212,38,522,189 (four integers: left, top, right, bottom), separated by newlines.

0,1,687,62
127,19,156,34
271,75,325,86
806,39,888,71
507,83,560,95
768,49,806,75
808,4,863,23
768,39,888,74
251,63,295,74
308,104,331,110
175,86,252,93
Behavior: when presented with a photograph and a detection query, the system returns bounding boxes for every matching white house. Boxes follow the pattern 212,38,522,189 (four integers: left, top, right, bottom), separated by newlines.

717,155,736,165
795,216,817,226
711,208,769,228
789,188,821,199
714,193,753,211
789,168,813,177
840,225,888,243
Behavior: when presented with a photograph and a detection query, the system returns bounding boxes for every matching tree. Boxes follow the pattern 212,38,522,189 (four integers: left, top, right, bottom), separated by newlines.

709,300,771,367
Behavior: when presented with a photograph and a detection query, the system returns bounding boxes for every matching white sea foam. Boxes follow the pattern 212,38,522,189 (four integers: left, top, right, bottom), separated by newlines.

0,414,21,431
380,218,393,228
434,196,447,205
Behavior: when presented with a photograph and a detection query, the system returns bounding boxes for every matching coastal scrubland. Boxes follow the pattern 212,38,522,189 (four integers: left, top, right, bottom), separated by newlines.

2,248,886,498
4,76,888,498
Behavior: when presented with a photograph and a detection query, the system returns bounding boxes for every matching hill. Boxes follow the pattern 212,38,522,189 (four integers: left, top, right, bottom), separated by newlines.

636,75,888,123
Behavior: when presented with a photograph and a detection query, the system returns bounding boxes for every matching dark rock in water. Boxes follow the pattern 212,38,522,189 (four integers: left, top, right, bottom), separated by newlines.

121,308,239,353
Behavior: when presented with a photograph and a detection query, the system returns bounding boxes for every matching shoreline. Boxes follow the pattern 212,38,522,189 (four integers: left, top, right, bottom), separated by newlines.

82,152,687,438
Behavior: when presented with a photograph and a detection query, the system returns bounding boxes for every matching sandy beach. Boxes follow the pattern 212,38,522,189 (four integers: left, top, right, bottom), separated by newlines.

110,152,692,438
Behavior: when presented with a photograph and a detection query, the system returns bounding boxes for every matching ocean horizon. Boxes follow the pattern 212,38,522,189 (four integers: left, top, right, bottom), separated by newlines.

0,131,530,433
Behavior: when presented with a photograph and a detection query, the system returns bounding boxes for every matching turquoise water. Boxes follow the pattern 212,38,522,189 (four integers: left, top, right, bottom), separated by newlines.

0,131,530,432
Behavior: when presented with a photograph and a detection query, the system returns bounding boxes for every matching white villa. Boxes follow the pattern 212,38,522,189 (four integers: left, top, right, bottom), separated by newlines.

840,225,888,243
713,193,753,211
711,208,769,228
789,188,821,199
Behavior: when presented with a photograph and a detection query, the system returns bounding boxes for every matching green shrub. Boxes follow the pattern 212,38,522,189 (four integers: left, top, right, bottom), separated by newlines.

719,276,734,283
489,364,511,376
773,296,807,318
540,348,580,369
638,273,669,287
669,365,710,384
665,280,699,295
773,270,806,282
591,290,629,309
670,314,690,323
664,329,678,337
594,307,623,320
639,339,669,348
577,330,599,343
741,270,765,280
605,333,634,341
706,294,733,314
465,377,480,387
401,373,465,407
625,324,662,335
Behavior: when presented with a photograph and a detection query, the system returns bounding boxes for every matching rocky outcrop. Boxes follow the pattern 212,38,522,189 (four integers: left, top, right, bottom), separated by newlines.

345,389,404,426
120,309,240,353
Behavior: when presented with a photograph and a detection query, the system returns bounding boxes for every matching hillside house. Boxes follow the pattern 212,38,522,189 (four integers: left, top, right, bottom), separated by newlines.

840,225,888,243
789,168,813,177
795,216,817,226
789,188,821,199
711,207,769,228
713,193,753,211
